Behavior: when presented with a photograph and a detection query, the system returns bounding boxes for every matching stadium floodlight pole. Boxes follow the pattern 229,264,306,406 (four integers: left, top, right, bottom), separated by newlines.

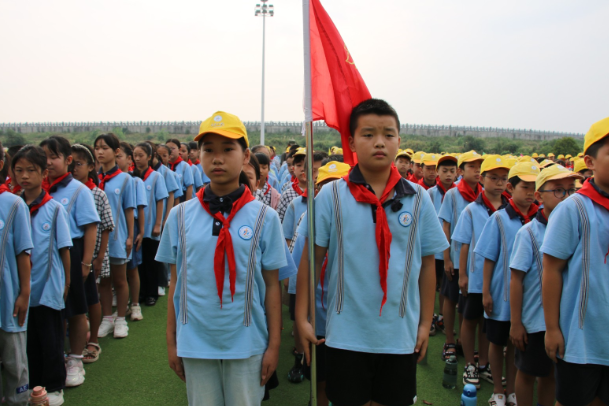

255,0,273,145
302,0,317,405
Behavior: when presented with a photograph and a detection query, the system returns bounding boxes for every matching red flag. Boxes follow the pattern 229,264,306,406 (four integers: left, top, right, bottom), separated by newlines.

306,0,371,165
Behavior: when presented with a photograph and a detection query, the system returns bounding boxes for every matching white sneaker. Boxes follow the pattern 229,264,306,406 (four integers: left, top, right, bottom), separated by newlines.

507,393,517,406
130,305,143,321
65,358,85,387
489,393,506,406
114,319,129,338
97,318,115,337
47,390,65,406
158,286,166,296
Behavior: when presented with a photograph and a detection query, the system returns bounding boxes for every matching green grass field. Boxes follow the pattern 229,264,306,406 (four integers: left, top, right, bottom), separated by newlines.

64,297,503,406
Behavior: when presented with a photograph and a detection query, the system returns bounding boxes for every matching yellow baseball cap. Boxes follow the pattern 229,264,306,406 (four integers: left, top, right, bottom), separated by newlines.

508,161,540,183
195,111,249,146
584,116,609,154
548,153,555,158
405,148,414,155
481,155,511,174
293,147,307,156
539,159,556,168
532,153,539,158
395,150,412,160
577,152,584,158
536,164,582,191
316,161,351,185
518,156,537,164
506,157,518,167
412,151,426,164
574,158,588,173
457,150,484,167
335,148,343,155
422,153,440,166
565,154,572,159
557,154,565,160
437,154,458,167
539,154,546,158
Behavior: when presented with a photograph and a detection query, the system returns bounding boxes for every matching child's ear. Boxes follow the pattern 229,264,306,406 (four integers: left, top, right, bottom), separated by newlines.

534,190,543,205
42,168,49,179
584,155,595,172
348,135,356,153
243,149,251,166
507,183,515,194
65,155,73,165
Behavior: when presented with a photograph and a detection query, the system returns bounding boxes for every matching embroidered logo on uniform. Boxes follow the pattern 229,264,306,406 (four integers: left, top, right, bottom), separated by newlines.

238,225,254,240
146,185,152,191
398,211,413,227
16,384,29,394
61,197,69,205
214,115,223,122
114,188,121,195
42,222,51,231
0,220,4,230
328,164,337,172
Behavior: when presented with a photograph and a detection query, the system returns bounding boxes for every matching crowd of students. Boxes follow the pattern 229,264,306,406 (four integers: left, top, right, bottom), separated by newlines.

0,103,606,406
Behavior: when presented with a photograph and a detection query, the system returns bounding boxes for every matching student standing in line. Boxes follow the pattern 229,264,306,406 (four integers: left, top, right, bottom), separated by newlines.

297,99,448,406
189,141,210,185
40,136,100,388
150,143,179,224
395,150,413,180
542,117,609,406
475,161,540,406
253,152,281,209
180,142,204,192
166,139,193,203
157,111,286,406
12,146,71,406
277,148,309,222
94,134,136,340
418,153,439,190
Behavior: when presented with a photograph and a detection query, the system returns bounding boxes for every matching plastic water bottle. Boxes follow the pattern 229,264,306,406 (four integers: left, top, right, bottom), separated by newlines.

442,355,458,389
461,383,477,406
28,386,49,406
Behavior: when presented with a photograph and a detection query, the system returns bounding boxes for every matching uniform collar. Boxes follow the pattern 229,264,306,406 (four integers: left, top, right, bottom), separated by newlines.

203,185,246,214
535,209,548,226
49,173,73,193
590,178,609,199
99,165,120,177
26,190,47,210
348,164,416,203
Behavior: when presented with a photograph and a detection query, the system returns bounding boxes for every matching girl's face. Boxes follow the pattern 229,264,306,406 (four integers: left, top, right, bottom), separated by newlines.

242,164,259,191
42,145,71,179
157,147,170,165
95,139,117,166
201,134,250,187
133,147,149,171
71,152,94,183
116,148,131,172
167,142,180,162
179,145,190,162
189,148,199,162
13,158,47,191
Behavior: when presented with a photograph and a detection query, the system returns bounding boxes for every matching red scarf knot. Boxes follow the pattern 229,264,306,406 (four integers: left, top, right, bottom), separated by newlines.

169,157,184,172
84,178,96,190
508,199,538,224
42,173,71,193
98,166,122,191
457,180,481,202
29,191,53,216
292,181,305,196
436,179,456,201
417,177,435,190
0,184,11,194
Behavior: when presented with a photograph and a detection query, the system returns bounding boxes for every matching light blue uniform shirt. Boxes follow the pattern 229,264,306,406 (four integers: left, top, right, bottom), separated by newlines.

439,187,475,267
104,171,137,259
191,164,204,190
133,177,148,218
156,196,287,359
172,160,194,196
268,171,279,191
427,185,452,260
141,171,169,240
510,213,546,334
0,192,33,332
474,205,528,321
196,163,210,185
155,164,181,221
49,176,100,239
541,192,609,366
29,198,72,311
282,196,308,241
315,174,449,354
452,195,508,294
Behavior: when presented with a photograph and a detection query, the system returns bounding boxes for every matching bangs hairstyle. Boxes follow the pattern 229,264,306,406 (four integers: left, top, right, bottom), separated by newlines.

11,145,47,172
94,133,120,151
166,138,181,149
197,134,248,152
585,135,609,158
134,142,154,168
508,176,522,187
349,98,400,137
438,160,457,169
180,142,191,152
40,135,72,159
248,153,261,181
188,141,198,151
71,144,98,185
293,154,306,165
254,152,270,166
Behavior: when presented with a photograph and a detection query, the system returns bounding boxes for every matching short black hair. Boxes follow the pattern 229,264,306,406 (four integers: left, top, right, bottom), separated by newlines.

438,160,457,169
7,145,23,158
248,153,261,181
188,141,198,151
349,98,400,138
313,152,325,162
254,152,270,166
166,138,182,149
40,135,72,159
585,136,609,158
508,176,522,188
293,154,306,165
11,145,47,172
326,154,344,163
251,145,269,154
94,133,121,151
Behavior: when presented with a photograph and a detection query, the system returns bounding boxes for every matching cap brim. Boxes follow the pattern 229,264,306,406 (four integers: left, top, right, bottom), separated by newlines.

437,156,458,166
423,161,438,166
464,157,485,163
545,172,583,182
316,174,342,185
194,129,246,143
482,164,511,173
517,175,538,182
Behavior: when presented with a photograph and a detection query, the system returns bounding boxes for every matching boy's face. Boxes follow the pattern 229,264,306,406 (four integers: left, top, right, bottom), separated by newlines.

13,158,47,191
481,168,508,195
422,164,437,184
585,138,609,188
294,160,306,183
312,160,322,183
438,164,457,185
462,161,482,185
259,164,269,185
395,157,411,178
413,163,423,178
189,148,199,162
348,114,400,172
536,178,576,212
507,179,536,207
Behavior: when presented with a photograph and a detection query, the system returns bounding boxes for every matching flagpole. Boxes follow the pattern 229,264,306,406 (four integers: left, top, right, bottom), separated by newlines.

303,1,317,405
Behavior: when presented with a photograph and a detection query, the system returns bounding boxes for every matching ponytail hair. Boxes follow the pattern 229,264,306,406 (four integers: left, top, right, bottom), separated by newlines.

119,142,134,161
239,170,253,194
71,143,99,185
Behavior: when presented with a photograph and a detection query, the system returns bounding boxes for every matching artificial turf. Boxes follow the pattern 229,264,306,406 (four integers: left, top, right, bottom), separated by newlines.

64,297,511,405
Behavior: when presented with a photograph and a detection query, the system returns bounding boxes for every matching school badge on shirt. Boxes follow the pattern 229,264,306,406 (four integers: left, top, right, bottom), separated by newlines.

398,211,413,227
146,185,152,191
42,222,51,232
60,197,69,206
238,225,254,240
114,188,121,195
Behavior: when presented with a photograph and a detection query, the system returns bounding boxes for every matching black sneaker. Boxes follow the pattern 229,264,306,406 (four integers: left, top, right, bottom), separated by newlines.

463,363,480,389
430,315,437,336
479,363,507,386
287,354,305,383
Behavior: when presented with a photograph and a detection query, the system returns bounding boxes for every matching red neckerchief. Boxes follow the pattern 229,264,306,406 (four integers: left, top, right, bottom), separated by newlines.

292,180,305,196
408,173,420,183
141,166,154,181
457,180,481,202
343,164,402,315
28,191,53,216
84,178,96,190
193,159,200,165
577,178,609,263
502,191,512,200
508,199,539,224
302,186,318,198
197,186,255,307
98,166,123,191
11,183,22,195
0,184,10,194
436,179,456,202
481,192,499,213
320,254,328,309
42,173,71,193
128,163,135,172
263,182,271,196
187,159,193,166
290,174,296,183
169,157,184,171
417,177,435,190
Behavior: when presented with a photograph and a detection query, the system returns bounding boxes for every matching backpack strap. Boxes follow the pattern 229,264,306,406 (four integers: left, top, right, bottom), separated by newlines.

331,180,345,314
572,195,590,329
46,205,61,282
113,175,131,241
495,214,510,302
243,204,268,327
177,203,188,325
0,199,24,301
399,187,423,318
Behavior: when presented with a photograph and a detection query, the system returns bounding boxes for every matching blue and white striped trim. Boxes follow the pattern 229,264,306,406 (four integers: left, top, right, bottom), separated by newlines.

46,205,60,283
147,173,159,227
0,199,22,303
495,215,509,302
66,184,85,215
526,225,544,297
572,195,590,329
177,203,189,324
399,188,423,318
331,181,345,314
465,207,476,274
451,191,458,235
243,205,268,327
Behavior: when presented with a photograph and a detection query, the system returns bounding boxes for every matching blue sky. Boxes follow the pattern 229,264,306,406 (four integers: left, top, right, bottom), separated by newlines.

1,0,607,133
